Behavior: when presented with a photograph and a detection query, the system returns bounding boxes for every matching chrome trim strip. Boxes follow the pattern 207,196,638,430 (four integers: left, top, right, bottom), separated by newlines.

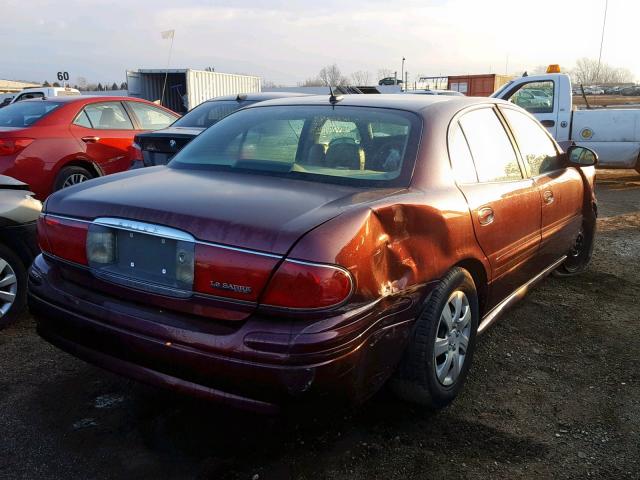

93,217,195,242
478,255,567,335
197,241,283,259
43,213,92,224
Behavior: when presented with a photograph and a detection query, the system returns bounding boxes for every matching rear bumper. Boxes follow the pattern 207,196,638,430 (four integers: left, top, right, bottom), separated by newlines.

29,255,422,412
1,221,39,265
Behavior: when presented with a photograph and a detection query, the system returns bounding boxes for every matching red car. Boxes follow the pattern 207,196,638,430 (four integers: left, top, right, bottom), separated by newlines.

30,95,597,413
0,96,178,199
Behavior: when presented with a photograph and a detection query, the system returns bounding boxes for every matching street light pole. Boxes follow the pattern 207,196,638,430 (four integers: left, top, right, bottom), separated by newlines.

401,57,406,90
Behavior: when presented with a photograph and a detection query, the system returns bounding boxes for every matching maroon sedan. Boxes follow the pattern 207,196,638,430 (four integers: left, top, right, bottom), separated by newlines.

29,95,597,413
0,96,178,199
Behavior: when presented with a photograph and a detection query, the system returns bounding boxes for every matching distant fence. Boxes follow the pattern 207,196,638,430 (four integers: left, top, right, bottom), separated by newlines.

81,90,129,97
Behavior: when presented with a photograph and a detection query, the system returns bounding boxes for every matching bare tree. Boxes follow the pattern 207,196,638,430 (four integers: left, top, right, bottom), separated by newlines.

76,76,88,90
318,64,349,86
350,70,371,85
571,57,635,85
377,68,394,80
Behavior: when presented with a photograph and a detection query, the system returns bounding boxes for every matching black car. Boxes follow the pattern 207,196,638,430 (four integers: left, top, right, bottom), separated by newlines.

378,77,403,86
133,92,310,167
0,176,41,328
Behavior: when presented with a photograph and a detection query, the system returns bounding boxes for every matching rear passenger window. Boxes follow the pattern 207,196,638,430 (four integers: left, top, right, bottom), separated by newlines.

459,108,522,182
502,108,560,175
73,110,92,128
82,102,133,130
126,102,176,130
448,122,478,183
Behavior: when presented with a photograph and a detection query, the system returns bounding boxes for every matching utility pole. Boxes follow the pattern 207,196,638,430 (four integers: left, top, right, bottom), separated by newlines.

401,57,406,90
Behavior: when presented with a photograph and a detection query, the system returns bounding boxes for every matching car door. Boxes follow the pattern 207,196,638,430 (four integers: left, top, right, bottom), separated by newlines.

502,80,558,137
500,106,584,267
450,106,542,308
69,101,137,174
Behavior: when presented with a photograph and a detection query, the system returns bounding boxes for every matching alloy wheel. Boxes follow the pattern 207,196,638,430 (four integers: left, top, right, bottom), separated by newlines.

434,290,471,386
0,257,17,317
62,173,89,188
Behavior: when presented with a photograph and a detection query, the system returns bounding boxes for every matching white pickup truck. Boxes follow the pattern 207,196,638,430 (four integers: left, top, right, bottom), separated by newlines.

492,68,640,172
9,86,80,104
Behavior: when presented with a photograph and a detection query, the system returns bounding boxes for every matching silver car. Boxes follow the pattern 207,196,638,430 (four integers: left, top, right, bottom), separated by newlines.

0,176,41,327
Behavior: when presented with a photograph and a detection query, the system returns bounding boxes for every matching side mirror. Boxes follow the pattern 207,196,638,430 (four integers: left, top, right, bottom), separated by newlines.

567,145,598,167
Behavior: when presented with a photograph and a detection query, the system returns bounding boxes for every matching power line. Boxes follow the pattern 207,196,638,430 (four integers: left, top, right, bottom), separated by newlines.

596,0,608,79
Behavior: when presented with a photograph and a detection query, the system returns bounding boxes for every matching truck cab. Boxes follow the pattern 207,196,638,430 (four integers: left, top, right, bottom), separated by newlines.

493,67,640,171
492,71,572,141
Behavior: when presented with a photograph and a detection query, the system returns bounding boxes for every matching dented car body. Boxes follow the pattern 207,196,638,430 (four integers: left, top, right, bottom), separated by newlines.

29,95,597,413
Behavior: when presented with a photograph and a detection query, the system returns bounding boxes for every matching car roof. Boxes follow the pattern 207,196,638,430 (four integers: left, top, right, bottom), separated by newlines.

241,93,509,116
18,95,161,104
205,92,312,103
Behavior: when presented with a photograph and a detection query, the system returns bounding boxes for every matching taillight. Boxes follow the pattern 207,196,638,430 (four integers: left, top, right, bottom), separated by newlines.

0,138,34,156
194,244,279,302
37,215,89,265
131,140,143,161
260,260,354,310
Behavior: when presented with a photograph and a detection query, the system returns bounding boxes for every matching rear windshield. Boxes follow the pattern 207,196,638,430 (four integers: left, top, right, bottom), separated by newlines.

170,105,420,187
0,101,60,127
173,100,258,128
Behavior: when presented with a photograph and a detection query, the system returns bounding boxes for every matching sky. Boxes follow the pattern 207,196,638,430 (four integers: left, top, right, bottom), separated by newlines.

1,0,637,86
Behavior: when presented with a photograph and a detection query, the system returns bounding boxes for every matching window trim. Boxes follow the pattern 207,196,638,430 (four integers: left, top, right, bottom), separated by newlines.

497,104,563,178
447,104,528,185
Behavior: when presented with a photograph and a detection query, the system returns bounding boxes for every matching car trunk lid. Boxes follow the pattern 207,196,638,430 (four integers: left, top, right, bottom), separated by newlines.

136,127,203,166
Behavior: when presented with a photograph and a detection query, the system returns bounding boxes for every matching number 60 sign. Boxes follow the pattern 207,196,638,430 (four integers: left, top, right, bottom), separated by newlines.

57,72,70,81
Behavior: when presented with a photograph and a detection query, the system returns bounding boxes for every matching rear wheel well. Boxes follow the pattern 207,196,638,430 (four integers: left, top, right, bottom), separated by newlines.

454,258,488,316
59,160,102,179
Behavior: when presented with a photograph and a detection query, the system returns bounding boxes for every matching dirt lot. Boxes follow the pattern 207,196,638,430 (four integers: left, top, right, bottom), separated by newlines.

1,170,639,480
573,95,640,108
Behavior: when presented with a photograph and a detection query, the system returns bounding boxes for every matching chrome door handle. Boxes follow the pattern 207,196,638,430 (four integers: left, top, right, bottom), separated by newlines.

81,136,100,143
478,207,495,225
543,190,554,204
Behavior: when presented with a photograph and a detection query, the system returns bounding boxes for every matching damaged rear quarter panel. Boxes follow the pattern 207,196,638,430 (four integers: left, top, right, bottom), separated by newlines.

287,187,488,307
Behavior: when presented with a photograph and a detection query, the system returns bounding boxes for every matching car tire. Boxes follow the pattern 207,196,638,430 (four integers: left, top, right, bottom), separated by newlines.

390,267,479,409
53,166,93,192
0,243,27,330
554,219,596,276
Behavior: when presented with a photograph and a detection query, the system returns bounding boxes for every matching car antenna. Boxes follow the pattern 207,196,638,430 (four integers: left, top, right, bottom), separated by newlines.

329,85,343,104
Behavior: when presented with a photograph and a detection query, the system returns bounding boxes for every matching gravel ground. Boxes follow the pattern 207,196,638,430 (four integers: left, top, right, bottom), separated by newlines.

1,169,639,480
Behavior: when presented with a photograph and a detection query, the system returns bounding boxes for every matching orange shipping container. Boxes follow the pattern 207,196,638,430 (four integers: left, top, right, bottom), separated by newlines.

447,74,514,97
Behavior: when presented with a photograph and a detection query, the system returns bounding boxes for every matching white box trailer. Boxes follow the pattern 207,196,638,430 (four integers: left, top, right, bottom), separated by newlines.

126,69,261,112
